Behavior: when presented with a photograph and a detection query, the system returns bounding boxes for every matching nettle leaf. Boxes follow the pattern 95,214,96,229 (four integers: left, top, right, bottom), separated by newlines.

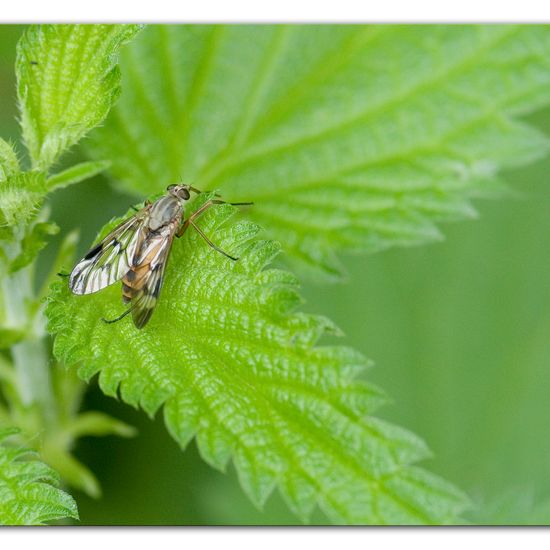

0,428,78,525
47,197,468,524
0,171,47,229
0,138,20,181
1,24,139,271
45,160,110,193
17,24,142,171
0,328,26,349
9,221,59,273
85,25,550,280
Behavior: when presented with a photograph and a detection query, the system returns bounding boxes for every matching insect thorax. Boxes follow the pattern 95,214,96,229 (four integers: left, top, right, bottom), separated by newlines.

148,195,184,230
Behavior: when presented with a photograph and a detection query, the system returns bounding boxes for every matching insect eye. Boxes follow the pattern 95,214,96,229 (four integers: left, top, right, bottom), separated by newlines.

181,188,190,200
166,184,176,191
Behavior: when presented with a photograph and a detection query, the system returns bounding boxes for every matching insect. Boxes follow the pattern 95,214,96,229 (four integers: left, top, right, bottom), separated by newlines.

67,184,252,329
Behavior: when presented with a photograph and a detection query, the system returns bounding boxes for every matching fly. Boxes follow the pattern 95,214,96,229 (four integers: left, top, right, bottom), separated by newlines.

67,184,252,329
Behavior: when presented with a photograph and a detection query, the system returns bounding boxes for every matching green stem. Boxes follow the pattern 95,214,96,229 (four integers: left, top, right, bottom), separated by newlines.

0,353,17,390
2,254,55,424
12,338,53,414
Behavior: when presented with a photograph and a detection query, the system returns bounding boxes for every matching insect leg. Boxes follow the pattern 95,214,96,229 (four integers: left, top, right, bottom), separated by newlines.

178,198,253,238
188,220,238,261
57,272,70,277
176,198,226,238
102,307,134,324
176,197,252,258
176,199,218,237
192,198,222,214
228,202,254,206
187,185,222,198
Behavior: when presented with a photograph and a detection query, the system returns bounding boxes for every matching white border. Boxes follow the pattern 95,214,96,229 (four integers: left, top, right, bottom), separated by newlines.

1,0,550,23
1,1,550,543
1,529,550,549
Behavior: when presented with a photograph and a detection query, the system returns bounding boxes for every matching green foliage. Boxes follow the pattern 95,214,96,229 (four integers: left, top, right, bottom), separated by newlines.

87,25,550,280
9,220,59,273
46,160,111,192
0,24,142,525
1,24,138,249
0,138,20,180
2,22,550,525
17,24,141,171
47,195,468,524
0,428,78,525
39,364,137,499
0,171,46,229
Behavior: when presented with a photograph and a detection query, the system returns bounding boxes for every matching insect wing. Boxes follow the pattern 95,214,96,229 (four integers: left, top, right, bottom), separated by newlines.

69,212,148,295
126,229,176,329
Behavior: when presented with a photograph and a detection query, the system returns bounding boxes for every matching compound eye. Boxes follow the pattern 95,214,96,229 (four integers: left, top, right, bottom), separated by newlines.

181,188,190,200
166,184,176,191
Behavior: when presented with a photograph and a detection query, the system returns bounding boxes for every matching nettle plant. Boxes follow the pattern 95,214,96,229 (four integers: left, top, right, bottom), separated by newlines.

1,24,549,525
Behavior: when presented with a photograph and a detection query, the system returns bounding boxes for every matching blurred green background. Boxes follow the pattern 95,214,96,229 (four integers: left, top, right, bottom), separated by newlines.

2,25,550,525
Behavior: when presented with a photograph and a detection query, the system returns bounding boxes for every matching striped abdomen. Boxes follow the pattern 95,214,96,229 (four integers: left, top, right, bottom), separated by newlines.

121,264,150,304
121,226,176,328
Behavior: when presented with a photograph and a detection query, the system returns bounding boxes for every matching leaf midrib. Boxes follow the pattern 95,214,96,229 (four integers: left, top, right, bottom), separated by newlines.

196,26,519,191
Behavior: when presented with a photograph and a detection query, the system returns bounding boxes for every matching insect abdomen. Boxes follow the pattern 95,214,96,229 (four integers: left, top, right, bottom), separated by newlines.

122,282,133,304
121,264,149,303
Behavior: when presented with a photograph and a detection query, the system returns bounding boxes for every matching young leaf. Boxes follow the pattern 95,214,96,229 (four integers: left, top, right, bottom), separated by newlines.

46,198,468,524
9,221,59,273
0,428,78,525
0,328,26,349
0,171,47,229
0,138,20,181
17,24,142,171
46,160,110,193
86,25,550,279
1,24,140,274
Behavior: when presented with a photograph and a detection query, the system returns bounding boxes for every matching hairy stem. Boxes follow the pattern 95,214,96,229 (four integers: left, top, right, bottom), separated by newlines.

2,239,54,424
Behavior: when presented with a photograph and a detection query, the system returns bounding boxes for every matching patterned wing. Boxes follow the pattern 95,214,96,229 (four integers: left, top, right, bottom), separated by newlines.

121,224,177,329
69,210,149,295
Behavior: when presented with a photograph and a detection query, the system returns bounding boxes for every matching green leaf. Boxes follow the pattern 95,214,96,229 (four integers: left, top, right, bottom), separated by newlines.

46,197,468,524
40,444,102,500
0,138,20,181
30,364,136,500
46,160,110,193
0,328,26,349
86,25,550,280
0,171,47,229
16,24,142,171
38,229,79,301
0,428,78,525
63,411,137,439
10,221,59,273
